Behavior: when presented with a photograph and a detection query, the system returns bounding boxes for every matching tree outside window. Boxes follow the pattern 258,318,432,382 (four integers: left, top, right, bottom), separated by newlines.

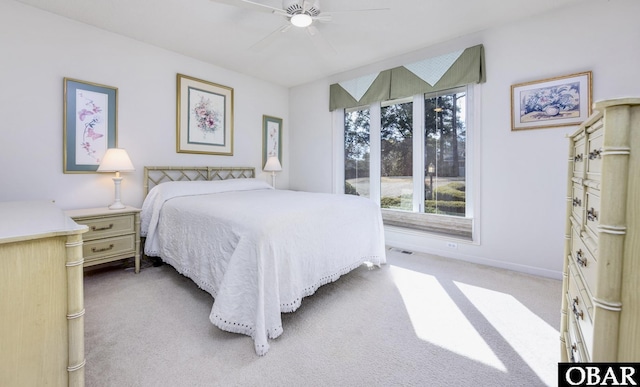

344,87,467,218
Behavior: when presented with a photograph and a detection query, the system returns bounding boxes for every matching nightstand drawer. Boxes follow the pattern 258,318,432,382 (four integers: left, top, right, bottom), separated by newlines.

83,234,135,261
81,215,134,241
65,206,142,272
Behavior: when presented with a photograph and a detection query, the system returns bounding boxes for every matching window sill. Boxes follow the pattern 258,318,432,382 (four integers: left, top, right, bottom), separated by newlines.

381,208,473,240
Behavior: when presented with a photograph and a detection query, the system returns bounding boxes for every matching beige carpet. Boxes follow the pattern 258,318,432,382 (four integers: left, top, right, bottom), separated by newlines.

83,248,561,386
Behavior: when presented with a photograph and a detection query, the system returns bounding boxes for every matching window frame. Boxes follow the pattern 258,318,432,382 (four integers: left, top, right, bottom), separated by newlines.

333,84,480,243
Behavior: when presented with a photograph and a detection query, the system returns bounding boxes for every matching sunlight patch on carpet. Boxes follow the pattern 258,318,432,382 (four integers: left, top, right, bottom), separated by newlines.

454,282,559,386
390,265,507,371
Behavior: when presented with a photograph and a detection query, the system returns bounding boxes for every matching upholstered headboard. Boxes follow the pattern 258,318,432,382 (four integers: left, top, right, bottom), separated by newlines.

143,166,256,197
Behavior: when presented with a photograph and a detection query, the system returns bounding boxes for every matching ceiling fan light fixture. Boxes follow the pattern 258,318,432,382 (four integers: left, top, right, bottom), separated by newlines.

290,13,312,27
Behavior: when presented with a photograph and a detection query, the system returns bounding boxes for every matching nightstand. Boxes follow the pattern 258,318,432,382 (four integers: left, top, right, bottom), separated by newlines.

65,206,142,273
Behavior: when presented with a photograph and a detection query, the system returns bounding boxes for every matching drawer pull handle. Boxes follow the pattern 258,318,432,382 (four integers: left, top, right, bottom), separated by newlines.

91,223,114,232
92,244,114,253
575,249,587,267
571,343,577,352
572,298,584,320
574,154,583,162
588,149,602,160
587,208,598,222
573,197,582,207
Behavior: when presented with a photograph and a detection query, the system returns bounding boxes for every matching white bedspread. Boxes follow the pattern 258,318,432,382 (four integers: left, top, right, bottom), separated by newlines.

140,179,386,355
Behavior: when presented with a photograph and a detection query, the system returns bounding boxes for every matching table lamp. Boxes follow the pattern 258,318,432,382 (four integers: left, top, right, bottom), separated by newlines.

263,156,282,188
97,148,135,210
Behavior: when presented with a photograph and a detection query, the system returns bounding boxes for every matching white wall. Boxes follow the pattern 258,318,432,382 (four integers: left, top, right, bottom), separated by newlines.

289,0,640,278
3,0,638,278
0,0,289,210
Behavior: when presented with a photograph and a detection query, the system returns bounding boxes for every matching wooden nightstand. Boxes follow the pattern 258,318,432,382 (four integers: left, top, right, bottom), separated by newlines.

65,206,142,273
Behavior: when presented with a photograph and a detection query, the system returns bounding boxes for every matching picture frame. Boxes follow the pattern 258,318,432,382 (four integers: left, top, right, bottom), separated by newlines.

511,71,592,131
262,115,283,168
176,74,234,155
63,78,118,173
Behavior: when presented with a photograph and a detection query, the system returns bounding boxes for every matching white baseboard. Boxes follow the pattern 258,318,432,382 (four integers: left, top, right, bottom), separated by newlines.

384,227,563,280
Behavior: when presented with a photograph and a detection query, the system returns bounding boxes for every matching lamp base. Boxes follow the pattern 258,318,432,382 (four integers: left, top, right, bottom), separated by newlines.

108,176,126,210
108,201,126,210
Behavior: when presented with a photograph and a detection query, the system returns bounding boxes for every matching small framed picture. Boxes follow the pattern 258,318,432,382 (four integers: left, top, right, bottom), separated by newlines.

511,71,592,131
63,78,118,173
263,115,283,167
176,74,234,155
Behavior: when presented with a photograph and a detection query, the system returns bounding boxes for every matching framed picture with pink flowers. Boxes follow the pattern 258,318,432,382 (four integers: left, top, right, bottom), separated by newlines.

177,74,234,155
262,115,283,168
63,78,118,173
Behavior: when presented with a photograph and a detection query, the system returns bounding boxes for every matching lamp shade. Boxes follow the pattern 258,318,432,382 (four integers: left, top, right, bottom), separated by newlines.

97,148,135,172
263,156,282,172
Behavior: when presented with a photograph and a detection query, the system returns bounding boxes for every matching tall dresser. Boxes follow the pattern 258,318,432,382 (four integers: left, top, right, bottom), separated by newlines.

560,98,640,362
0,201,88,386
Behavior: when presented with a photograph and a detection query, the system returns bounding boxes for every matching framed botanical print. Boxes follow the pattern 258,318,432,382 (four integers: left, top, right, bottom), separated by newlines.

262,115,283,167
63,78,117,173
511,71,592,131
176,74,234,155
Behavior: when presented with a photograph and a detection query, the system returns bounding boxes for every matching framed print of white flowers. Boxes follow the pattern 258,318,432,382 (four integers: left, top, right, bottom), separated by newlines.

511,71,592,131
177,74,234,155
63,78,117,173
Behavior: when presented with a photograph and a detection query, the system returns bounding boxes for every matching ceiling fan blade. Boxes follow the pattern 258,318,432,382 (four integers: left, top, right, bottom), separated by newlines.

218,0,289,16
306,25,337,54
323,7,390,14
236,0,282,12
249,23,292,51
314,7,388,24
306,25,318,36
313,14,332,23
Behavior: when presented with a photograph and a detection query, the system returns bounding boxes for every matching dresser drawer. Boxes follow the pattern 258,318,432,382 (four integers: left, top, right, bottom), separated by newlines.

79,214,135,241
584,187,601,243
571,183,585,225
83,234,136,261
568,264,594,356
566,314,588,362
572,130,586,177
586,119,603,181
570,226,597,293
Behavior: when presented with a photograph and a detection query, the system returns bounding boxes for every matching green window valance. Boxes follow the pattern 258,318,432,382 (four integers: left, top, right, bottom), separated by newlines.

329,44,486,111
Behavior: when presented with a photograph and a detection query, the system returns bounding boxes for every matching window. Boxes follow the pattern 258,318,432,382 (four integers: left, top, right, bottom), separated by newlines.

381,99,413,210
344,108,370,198
343,86,473,240
425,89,466,216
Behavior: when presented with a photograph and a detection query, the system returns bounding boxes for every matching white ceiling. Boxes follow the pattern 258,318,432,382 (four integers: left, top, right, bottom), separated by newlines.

15,0,584,87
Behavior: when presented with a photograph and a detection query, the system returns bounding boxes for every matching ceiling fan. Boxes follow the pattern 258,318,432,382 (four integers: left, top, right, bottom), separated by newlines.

221,0,389,50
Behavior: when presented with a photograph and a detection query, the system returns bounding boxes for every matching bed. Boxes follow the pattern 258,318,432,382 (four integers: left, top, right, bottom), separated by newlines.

140,166,386,355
